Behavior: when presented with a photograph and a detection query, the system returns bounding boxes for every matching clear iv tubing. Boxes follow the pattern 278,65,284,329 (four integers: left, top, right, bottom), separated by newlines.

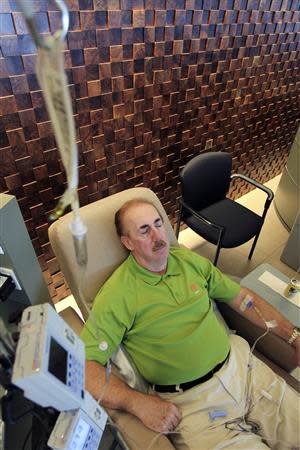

215,328,295,448
107,418,183,450
145,424,296,450
239,326,270,428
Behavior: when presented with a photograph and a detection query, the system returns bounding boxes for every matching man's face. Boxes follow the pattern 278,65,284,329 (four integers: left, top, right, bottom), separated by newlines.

120,203,170,273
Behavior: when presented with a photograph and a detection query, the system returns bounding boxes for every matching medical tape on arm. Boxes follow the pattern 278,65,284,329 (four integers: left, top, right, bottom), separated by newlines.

239,295,277,329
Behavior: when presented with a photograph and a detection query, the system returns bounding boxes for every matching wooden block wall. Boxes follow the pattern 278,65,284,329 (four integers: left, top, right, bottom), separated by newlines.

0,0,299,302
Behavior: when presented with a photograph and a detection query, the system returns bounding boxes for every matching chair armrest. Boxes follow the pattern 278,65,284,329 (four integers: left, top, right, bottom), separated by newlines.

180,199,224,233
230,173,274,214
230,173,274,202
253,349,300,393
108,408,176,450
217,302,297,372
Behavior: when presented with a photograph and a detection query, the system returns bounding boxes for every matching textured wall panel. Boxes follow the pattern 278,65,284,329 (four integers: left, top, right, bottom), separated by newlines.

0,0,299,302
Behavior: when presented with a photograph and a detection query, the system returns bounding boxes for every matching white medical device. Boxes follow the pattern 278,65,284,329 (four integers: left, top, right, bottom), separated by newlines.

12,303,85,411
48,391,107,450
12,304,108,450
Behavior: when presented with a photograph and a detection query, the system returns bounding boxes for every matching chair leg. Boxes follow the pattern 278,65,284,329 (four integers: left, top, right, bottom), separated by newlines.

248,231,261,260
175,205,182,238
213,244,221,267
213,229,224,266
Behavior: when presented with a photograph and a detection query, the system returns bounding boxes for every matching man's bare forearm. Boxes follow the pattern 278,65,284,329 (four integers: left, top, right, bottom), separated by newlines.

229,286,295,343
85,360,143,414
85,360,182,433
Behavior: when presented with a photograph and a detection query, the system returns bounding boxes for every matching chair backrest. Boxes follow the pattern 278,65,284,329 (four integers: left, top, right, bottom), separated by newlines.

181,152,232,211
49,187,179,320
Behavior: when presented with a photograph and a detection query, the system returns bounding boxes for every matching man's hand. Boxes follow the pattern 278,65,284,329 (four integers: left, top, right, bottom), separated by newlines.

131,392,182,433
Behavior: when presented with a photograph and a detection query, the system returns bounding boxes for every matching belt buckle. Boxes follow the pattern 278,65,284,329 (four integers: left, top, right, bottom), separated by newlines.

175,384,183,393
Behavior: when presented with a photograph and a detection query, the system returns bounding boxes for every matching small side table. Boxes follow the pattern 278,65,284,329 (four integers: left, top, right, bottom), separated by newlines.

241,263,300,381
241,263,300,327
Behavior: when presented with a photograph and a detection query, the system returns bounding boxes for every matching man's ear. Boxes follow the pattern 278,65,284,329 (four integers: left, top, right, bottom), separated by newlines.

121,235,133,251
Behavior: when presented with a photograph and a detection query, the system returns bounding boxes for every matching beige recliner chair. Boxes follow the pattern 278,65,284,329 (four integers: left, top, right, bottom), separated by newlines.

49,187,178,450
48,187,299,450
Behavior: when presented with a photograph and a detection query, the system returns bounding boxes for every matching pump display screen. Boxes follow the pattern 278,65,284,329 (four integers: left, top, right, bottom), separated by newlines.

69,417,90,450
48,337,68,384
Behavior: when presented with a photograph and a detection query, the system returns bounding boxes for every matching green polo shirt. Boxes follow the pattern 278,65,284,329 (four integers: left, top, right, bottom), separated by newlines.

80,247,240,384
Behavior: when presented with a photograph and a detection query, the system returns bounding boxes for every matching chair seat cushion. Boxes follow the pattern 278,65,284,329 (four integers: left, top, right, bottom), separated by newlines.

184,198,263,248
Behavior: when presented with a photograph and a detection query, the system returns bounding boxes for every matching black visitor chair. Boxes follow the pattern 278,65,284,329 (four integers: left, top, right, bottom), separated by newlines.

175,152,274,266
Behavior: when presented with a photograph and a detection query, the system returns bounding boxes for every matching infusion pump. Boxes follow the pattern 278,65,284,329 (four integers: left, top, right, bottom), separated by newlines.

48,391,107,450
12,304,107,450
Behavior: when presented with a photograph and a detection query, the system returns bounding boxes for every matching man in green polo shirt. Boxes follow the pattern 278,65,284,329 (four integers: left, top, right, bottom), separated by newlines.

81,199,300,449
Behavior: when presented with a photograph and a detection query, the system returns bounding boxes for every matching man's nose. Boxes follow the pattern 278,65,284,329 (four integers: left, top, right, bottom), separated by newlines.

150,226,161,239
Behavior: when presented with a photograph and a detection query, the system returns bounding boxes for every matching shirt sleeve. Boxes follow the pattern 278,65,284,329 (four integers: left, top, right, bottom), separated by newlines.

205,260,240,302
185,249,240,303
80,277,136,365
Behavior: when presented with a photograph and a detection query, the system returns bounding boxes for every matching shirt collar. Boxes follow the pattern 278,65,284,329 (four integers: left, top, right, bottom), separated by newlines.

128,247,181,285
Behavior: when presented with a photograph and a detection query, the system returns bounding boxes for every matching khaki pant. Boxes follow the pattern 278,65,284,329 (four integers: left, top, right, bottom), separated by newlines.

152,335,300,450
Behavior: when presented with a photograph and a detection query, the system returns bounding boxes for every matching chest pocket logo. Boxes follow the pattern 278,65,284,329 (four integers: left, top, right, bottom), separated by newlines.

191,284,200,294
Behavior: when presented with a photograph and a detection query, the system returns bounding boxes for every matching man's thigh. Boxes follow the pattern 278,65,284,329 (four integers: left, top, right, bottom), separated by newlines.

247,355,300,450
157,379,269,450
154,336,299,450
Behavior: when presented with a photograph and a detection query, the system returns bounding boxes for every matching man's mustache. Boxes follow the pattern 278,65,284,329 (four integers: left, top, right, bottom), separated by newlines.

152,240,167,251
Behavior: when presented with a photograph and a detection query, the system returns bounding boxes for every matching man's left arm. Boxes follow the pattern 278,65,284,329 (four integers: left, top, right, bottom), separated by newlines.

229,286,300,366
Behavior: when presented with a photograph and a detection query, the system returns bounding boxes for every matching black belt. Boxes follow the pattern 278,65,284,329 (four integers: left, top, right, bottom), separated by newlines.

152,356,228,393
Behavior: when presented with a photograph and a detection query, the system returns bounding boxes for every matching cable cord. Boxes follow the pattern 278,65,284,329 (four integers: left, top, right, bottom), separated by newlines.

237,327,270,430
220,327,296,448
107,417,183,450
224,418,295,449
238,299,275,423
211,325,269,436
160,418,295,450
145,430,183,450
